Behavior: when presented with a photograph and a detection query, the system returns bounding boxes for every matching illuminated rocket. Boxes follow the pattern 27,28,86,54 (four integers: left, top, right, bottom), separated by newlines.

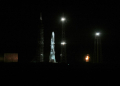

49,32,56,63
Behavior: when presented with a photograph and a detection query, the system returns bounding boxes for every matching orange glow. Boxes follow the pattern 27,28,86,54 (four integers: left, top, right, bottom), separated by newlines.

85,55,90,62
4,53,18,62
86,56,88,60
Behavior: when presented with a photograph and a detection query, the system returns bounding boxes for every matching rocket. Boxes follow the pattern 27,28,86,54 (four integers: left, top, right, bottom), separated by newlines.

49,32,56,63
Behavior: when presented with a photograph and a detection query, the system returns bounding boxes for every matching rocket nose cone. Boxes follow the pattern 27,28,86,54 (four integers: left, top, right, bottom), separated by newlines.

52,32,54,36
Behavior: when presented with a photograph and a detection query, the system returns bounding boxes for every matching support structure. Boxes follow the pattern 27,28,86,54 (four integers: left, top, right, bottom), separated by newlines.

39,13,44,62
49,32,56,63
93,32,102,63
60,13,67,63
35,13,44,62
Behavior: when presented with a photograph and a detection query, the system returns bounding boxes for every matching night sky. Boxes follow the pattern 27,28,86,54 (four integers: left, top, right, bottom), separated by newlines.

0,1,120,63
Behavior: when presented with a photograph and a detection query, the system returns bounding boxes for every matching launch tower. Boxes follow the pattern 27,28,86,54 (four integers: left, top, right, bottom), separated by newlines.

35,13,44,62
39,13,44,62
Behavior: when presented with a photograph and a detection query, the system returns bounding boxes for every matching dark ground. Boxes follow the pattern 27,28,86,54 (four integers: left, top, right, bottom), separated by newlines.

1,62,120,86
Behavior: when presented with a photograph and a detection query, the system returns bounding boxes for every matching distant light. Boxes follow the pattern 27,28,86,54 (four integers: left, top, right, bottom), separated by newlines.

61,17,66,21
85,55,90,62
68,64,69,65
95,32,100,36
61,42,66,45
86,57,88,60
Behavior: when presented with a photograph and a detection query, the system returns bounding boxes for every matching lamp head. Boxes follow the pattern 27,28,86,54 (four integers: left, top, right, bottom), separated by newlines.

61,17,66,21
95,32,100,36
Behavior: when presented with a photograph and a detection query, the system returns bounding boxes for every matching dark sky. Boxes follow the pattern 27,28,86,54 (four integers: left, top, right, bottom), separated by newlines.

0,1,120,63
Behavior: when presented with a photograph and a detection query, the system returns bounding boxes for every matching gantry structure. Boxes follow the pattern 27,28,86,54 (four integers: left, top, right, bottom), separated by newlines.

35,13,44,62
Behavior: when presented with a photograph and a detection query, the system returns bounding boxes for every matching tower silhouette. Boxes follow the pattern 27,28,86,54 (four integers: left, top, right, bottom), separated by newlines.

32,13,44,62
39,13,44,62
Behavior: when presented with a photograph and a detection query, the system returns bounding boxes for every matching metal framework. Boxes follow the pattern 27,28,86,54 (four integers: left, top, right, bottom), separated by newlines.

31,13,44,63
35,13,44,62
39,13,44,62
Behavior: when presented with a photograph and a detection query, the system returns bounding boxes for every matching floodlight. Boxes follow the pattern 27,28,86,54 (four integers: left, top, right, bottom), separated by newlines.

61,17,66,21
95,32,100,36
61,42,66,45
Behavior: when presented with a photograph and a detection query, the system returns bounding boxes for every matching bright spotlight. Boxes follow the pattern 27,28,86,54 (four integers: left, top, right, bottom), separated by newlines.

61,42,66,45
95,32,100,36
61,17,66,21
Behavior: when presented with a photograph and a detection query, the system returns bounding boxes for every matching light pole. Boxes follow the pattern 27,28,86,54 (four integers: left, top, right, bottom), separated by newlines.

94,32,102,63
60,13,67,63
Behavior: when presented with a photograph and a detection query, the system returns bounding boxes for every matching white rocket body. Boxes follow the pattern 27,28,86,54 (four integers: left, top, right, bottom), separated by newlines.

49,32,56,63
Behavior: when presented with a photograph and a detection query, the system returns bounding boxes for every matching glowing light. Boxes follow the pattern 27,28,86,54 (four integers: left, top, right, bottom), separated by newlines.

86,56,88,60
4,53,18,62
61,42,66,45
95,32,100,36
61,17,66,21
85,55,90,62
